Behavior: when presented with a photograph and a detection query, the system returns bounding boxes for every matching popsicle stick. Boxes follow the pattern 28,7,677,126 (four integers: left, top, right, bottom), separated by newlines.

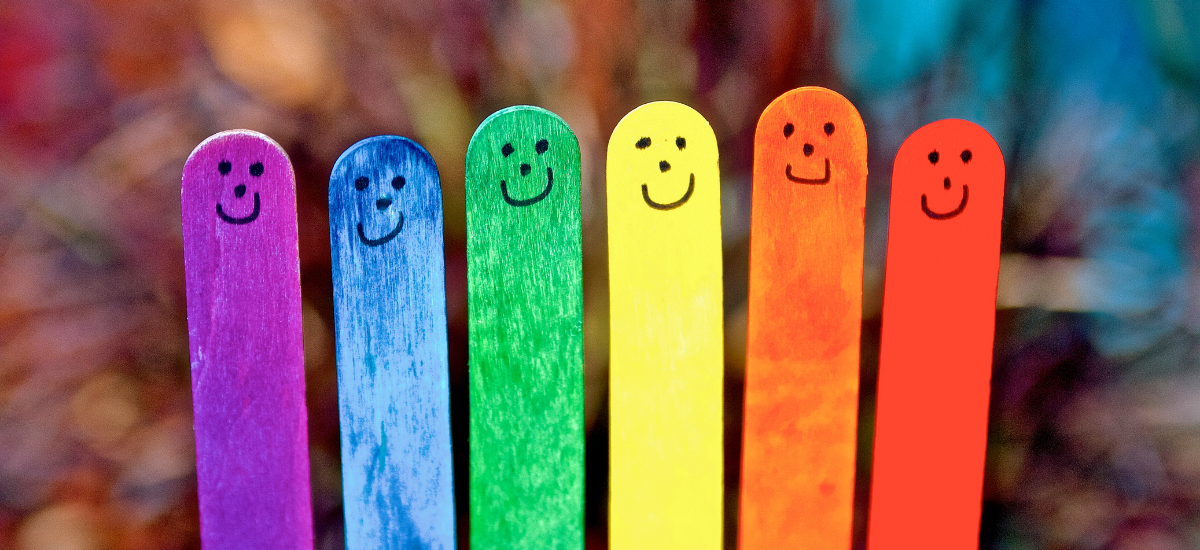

329,136,456,550
867,119,1005,550
607,101,724,550
181,130,313,550
740,87,867,550
465,106,584,550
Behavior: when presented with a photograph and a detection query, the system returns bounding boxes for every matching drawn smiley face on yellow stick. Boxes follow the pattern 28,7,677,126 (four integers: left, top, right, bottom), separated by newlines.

606,101,724,550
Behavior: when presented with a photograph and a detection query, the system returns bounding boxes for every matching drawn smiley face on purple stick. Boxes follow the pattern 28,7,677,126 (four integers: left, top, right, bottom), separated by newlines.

184,130,294,231
215,158,264,224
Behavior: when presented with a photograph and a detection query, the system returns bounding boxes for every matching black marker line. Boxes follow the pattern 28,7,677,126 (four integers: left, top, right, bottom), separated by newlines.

785,158,831,185
216,192,261,225
500,167,554,207
642,173,695,210
357,215,405,247
921,185,969,220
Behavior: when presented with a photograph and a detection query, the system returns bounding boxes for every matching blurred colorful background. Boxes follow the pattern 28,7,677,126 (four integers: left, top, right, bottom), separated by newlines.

3,0,1200,548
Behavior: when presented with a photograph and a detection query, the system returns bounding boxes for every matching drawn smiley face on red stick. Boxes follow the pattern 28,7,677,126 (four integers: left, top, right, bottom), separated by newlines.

896,119,1004,226
868,119,1005,550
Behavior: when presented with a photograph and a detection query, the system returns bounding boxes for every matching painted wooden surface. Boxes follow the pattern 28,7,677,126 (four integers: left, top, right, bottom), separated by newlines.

740,87,867,550
181,130,313,550
465,106,584,550
606,101,724,550
329,136,456,550
867,119,1005,550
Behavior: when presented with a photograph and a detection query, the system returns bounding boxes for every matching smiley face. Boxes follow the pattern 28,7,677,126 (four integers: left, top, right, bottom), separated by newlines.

782,121,834,184
352,173,406,246
330,136,440,250
466,106,579,216
748,86,868,343
214,159,264,224
609,102,718,218
756,87,867,194
892,119,1003,225
634,135,695,210
919,148,972,220
183,130,293,234
499,138,554,207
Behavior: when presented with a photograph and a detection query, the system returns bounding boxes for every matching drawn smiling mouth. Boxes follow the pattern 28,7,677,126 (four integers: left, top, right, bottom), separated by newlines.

921,185,969,220
216,193,261,225
501,167,553,207
785,159,831,184
642,173,695,211
357,215,405,247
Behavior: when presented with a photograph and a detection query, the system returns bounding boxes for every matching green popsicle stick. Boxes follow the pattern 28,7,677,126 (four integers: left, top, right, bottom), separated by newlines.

465,105,584,550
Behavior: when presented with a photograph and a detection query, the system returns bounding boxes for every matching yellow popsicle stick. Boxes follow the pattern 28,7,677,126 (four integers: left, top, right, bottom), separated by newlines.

607,101,724,550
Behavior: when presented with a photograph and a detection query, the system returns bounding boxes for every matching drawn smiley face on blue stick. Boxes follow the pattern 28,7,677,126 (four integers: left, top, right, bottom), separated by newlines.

327,134,454,550
329,136,441,250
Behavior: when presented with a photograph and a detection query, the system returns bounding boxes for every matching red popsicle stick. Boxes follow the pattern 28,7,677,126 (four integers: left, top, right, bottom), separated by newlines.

181,130,313,550
740,86,867,550
867,119,1005,550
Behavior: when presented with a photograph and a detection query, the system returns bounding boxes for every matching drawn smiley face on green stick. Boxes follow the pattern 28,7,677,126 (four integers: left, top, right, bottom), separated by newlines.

464,105,584,549
468,106,579,210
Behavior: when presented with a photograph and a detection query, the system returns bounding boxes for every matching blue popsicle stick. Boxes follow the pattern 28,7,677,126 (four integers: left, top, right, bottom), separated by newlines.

329,135,456,550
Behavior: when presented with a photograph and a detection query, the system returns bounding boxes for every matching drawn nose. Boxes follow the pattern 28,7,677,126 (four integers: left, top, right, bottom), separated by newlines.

520,163,531,176
943,177,951,190
234,184,246,198
659,160,671,172
376,198,392,211
803,143,814,157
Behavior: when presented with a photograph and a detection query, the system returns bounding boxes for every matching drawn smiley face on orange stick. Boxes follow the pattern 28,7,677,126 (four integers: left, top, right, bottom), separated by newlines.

868,119,1004,550
740,87,867,550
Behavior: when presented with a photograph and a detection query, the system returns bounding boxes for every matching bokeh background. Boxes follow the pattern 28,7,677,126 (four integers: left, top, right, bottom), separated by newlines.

3,0,1200,548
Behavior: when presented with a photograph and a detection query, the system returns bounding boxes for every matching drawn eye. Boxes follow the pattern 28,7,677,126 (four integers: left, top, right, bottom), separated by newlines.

676,136,686,150
355,176,369,191
249,162,264,177
960,149,972,163
824,122,835,136
636,137,651,149
535,139,549,154
783,123,794,138
392,176,405,190
928,150,940,165
218,160,232,175
501,143,515,157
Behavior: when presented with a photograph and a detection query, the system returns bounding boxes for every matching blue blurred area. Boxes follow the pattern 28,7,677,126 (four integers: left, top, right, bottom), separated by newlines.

834,0,1195,358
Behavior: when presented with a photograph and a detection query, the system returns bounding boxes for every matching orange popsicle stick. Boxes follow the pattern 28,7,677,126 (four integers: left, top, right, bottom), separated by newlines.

867,119,1005,550
740,87,867,550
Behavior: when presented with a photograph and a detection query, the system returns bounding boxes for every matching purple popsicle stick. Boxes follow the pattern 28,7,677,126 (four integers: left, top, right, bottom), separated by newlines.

182,130,313,550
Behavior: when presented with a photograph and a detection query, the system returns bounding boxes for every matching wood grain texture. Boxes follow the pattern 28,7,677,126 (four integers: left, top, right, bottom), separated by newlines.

606,101,723,550
181,130,313,550
740,87,867,550
329,136,456,550
867,119,1005,550
465,106,584,550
